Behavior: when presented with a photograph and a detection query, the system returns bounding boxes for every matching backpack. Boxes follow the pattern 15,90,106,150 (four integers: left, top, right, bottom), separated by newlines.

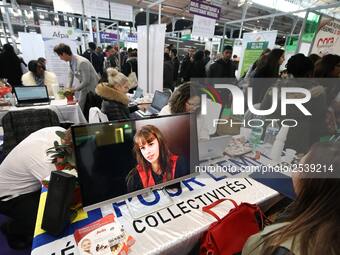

200,198,267,255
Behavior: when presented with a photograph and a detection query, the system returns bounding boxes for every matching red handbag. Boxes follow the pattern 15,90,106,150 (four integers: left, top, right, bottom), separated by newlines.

200,198,267,255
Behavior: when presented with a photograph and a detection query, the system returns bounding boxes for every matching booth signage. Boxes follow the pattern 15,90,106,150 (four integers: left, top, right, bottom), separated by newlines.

189,0,221,20
311,16,340,55
93,32,118,43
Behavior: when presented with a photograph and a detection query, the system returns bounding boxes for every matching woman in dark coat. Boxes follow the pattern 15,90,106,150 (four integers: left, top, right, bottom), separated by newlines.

0,44,25,86
95,68,140,121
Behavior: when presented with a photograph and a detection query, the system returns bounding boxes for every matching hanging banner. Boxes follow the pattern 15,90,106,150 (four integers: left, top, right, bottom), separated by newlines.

53,0,82,15
302,12,321,43
310,16,340,56
40,25,79,87
93,32,118,43
189,0,221,20
53,0,109,18
137,24,166,93
110,2,133,22
239,31,278,78
84,0,109,18
285,35,299,53
192,15,216,38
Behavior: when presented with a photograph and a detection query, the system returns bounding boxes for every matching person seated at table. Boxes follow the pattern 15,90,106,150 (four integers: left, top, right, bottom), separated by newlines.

21,60,58,97
95,68,145,121
242,142,340,255
159,82,210,140
126,125,189,192
159,82,201,115
0,126,65,249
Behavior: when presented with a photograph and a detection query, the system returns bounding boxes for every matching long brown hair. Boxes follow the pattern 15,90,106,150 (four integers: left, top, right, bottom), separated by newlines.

259,142,340,255
169,82,200,113
133,125,173,182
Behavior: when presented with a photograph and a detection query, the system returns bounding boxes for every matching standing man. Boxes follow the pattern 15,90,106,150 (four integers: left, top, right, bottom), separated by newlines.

170,48,180,85
104,45,119,70
208,45,236,78
82,42,104,76
54,43,99,112
180,47,195,82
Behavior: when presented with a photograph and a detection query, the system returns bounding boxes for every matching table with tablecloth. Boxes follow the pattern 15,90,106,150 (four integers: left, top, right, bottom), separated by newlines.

31,149,283,255
0,99,87,125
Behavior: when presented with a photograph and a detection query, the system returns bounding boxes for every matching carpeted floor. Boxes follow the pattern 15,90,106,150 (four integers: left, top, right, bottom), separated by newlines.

0,215,31,255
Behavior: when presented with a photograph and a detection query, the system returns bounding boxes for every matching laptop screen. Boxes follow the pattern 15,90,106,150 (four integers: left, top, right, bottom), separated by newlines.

151,90,170,111
14,86,49,102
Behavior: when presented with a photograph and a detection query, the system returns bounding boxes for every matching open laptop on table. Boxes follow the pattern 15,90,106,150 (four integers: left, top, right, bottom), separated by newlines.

137,90,170,116
14,86,50,107
199,135,232,161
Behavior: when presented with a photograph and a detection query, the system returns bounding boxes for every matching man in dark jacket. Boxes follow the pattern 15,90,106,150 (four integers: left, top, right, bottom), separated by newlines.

179,47,195,82
82,42,103,75
208,45,236,78
170,48,180,84
163,53,174,91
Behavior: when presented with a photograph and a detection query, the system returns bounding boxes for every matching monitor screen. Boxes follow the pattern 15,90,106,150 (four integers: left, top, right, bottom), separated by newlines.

72,113,198,210
14,86,48,101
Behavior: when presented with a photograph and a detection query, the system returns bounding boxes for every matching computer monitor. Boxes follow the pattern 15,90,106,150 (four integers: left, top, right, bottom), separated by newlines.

72,113,199,211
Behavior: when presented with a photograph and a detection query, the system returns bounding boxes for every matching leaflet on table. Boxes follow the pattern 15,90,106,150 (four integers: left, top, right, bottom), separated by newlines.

74,214,135,255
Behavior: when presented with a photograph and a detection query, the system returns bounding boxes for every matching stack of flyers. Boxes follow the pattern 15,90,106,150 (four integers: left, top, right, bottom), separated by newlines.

74,214,135,255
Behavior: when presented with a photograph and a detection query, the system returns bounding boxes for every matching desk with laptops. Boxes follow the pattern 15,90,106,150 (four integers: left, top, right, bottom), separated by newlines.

0,86,87,125
31,113,282,255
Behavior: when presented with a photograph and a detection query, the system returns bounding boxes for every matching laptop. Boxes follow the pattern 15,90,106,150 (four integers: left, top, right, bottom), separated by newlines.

14,86,50,107
138,90,170,116
133,87,143,100
199,135,232,161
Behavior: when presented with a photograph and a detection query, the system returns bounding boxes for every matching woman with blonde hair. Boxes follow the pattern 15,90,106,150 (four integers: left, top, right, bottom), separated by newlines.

126,125,189,192
95,68,143,121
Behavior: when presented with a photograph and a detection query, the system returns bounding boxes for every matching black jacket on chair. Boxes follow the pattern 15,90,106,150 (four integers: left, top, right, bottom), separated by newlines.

2,109,60,157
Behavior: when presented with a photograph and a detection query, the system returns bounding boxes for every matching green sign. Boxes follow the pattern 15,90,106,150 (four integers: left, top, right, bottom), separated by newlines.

181,34,191,41
285,35,299,53
240,41,269,76
220,38,234,51
302,12,320,43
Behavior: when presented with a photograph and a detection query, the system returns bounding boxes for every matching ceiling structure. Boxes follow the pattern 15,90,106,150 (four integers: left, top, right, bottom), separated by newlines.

11,0,340,37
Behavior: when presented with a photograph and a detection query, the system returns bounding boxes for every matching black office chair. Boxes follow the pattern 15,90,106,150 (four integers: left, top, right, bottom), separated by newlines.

2,108,60,158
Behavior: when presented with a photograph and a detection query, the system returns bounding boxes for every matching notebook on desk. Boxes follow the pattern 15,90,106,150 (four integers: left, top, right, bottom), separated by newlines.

137,90,170,116
14,86,50,107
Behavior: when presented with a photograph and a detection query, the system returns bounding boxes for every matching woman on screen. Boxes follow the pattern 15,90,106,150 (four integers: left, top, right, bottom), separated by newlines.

126,125,189,193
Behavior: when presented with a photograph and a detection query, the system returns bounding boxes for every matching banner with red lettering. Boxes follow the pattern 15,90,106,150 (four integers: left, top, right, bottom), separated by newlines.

310,16,340,56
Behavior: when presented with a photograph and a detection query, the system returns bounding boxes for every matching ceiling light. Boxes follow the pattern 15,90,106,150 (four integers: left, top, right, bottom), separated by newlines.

140,8,144,12
182,16,185,19
125,22,129,25
215,23,218,26
257,20,259,23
